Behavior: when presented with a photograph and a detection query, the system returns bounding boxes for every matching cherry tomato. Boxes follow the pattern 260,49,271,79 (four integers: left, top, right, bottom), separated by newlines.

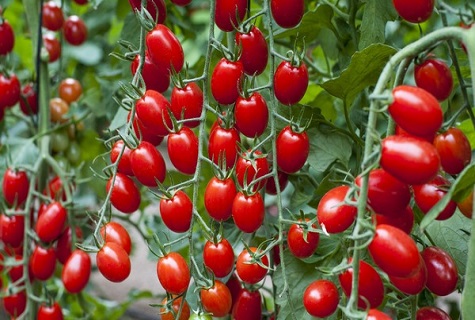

8,254,24,283
271,0,304,28
422,246,458,296
2,168,29,207
236,247,268,284
392,0,434,23
204,176,237,221
215,0,248,32
287,219,320,258
433,127,472,175
232,191,265,233
208,123,240,169
42,1,64,31
266,171,289,195
128,0,166,24
203,238,234,278
96,242,131,282
395,124,435,143
0,19,14,55
276,126,309,173
201,280,233,317
274,60,308,106
62,249,91,293
226,274,242,306
44,175,72,201
160,296,190,320
235,150,269,191
235,25,268,75
49,97,69,123
3,290,27,318
131,53,170,93
234,92,268,138
303,279,339,318
43,33,61,62
128,111,164,146
100,221,132,255
36,201,67,243
130,141,167,187
317,185,357,233
170,82,203,128
56,226,83,264
156,252,190,295
367,309,392,320
457,191,473,219
368,224,420,277
413,175,457,221
414,58,453,101
146,24,184,73
232,289,261,320
159,190,193,233
19,83,38,115
106,173,141,214
30,245,56,280
168,127,199,175
416,306,451,320
59,78,82,104
0,213,25,248
372,205,414,234
0,72,21,109
63,15,87,46
389,257,427,295
135,89,172,137
380,135,440,185
110,140,134,176
73,0,88,5
211,58,244,105
37,302,64,320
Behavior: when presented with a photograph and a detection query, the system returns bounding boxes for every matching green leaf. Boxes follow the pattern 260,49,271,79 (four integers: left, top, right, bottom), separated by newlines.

307,128,352,174
64,42,104,66
359,0,397,49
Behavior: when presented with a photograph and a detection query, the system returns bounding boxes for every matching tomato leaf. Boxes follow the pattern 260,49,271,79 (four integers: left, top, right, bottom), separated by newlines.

307,128,352,174
359,0,397,50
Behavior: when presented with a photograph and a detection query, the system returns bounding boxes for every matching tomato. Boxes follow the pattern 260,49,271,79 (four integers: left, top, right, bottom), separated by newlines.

274,60,308,106
271,0,304,28
215,0,248,32
433,127,472,175
211,58,244,105
204,176,237,221
38,302,63,320
156,252,190,294
19,83,38,115
413,175,457,221
130,141,167,187
368,224,420,277
8,254,24,283
416,306,451,320
339,259,384,309
30,245,56,280
203,238,234,277
110,140,134,176
226,274,242,305
170,82,203,128
171,0,192,6
135,90,172,137
2,168,29,207
0,72,21,109
276,126,309,173
395,124,435,143
106,173,141,214
128,0,166,24
100,221,132,255
235,25,268,75
235,150,269,191
234,92,268,138
49,97,69,123
367,309,392,320
96,242,131,282
43,33,61,62
317,185,357,233
59,78,82,104
232,191,265,233
236,247,268,284
414,58,453,101
36,201,67,243
355,168,411,217
131,53,170,93
389,85,442,138
0,213,25,248
201,280,233,317
373,205,414,234
392,0,434,23
3,290,27,317
51,129,70,153
266,170,289,195
160,296,190,320
380,135,440,185
67,141,83,166
56,226,83,264
159,190,193,233
42,1,64,31
389,257,427,295
62,249,91,293
0,19,14,55
146,24,184,73
457,191,473,219
63,15,87,46
232,289,261,320
128,111,164,146
303,279,339,318
168,127,199,175
73,0,88,5
422,246,458,296
45,175,71,201
208,123,240,169
287,219,320,258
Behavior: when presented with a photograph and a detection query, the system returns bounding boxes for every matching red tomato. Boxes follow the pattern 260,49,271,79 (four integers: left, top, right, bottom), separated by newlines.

389,85,442,138
43,33,61,62
236,247,268,284
44,176,73,202
203,238,234,278
416,306,451,320
276,126,309,173
367,309,392,320
146,24,184,73
73,0,88,5
0,213,24,248
156,252,190,295
226,274,242,306
160,296,191,320
3,290,27,318
131,53,170,93
395,124,435,143
201,280,233,317
457,191,474,219
130,141,167,187
232,289,261,320
274,60,308,105
110,140,134,176
36,201,67,243
128,111,164,146
19,83,39,115
317,185,357,233
235,26,268,75
30,245,56,280
8,254,24,283
100,221,132,255
433,127,472,175
265,171,289,195
168,127,199,175
159,190,193,233
38,302,64,320
234,92,268,138
96,242,131,282
389,257,427,295
170,82,203,128
58,78,82,104
106,173,141,214
211,58,244,105
422,246,458,296
171,0,192,6
135,90,172,137
392,0,434,23
372,205,414,234
413,175,457,221
368,224,420,278
56,226,83,264
204,176,237,221
232,192,265,233
235,150,269,191
63,15,87,46
287,219,320,258
380,135,440,185
271,0,304,28
2,168,29,207
42,1,64,31
0,20,14,55
0,73,21,109
414,58,453,101
128,0,166,24
62,249,91,293
208,124,241,169
214,0,248,32
303,280,339,318
339,259,384,309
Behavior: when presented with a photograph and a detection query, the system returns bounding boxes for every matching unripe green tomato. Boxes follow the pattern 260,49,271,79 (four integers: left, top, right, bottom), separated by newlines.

189,314,212,320
54,155,71,172
51,129,70,153
67,141,81,165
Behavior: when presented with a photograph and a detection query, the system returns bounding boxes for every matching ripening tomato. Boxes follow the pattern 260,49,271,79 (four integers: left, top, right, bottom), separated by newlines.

156,252,190,295
49,97,69,123
3,290,27,318
128,0,166,24
159,190,193,233
100,222,132,255
201,280,233,317
232,289,261,320
215,0,248,32
392,0,434,23
0,20,14,55
208,124,241,169
413,175,457,221
110,140,134,176
211,58,244,105
107,173,141,214
59,78,82,104
274,60,308,105
128,111,164,146
389,85,442,138
37,302,64,320
236,247,268,284
62,249,91,293
135,90,172,137
43,33,61,62
433,127,472,175
130,141,167,187
146,24,184,73
160,296,190,320
42,1,64,31
235,150,269,191
367,309,392,320
203,238,234,278
0,73,21,109
204,176,237,221
235,26,268,75
234,92,268,138
36,201,67,243
414,58,453,101
422,246,458,296
170,82,203,128
372,205,414,234
266,171,289,195
287,219,320,258
276,126,309,173
232,192,265,233
271,0,304,28
380,135,440,185
63,16,87,46
131,53,170,93
97,242,131,282
303,280,339,318
2,168,29,207
30,245,56,280
458,191,474,219
368,224,420,277
19,83,38,115
56,226,83,264
389,257,427,295
317,185,357,233
168,127,199,175
416,306,451,320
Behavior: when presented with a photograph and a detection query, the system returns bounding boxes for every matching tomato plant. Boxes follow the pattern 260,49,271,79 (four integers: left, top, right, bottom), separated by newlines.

204,176,237,221
234,92,268,138
160,296,190,320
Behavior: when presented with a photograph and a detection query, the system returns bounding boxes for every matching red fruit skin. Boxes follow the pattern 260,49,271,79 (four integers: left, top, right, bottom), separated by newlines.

100,222,132,255
170,82,204,128
235,26,268,75
200,280,233,317
19,83,39,115
232,289,262,320
373,205,414,234
317,185,357,233
232,192,265,233
433,127,472,175
389,257,427,295
236,247,269,284
422,246,458,296
271,0,304,28
274,61,308,106
146,24,184,73
159,190,193,233
42,1,64,31
211,58,244,105
287,219,320,259
203,238,235,278
56,227,83,264
0,20,15,55
0,213,25,248
204,176,237,221
156,252,190,295
214,0,248,32
416,306,451,320
392,0,434,23
96,242,131,283
234,92,268,138
2,168,29,207
37,302,64,320
30,245,57,281
36,202,68,243
128,0,167,24
265,171,289,195
235,150,269,191
167,127,199,175
110,140,134,176
135,90,172,137
276,126,309,173
413,175,457,221
63,16,87,46
131,53,170,93
43,34,61,62
106,173,141,214
303,280,339,318
3,290,27,318
208,125,241,169
0,73,21,109
62,250,91,293
367,309,392,320
128,111,164,146
130,141,167,187
414,58,453,101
